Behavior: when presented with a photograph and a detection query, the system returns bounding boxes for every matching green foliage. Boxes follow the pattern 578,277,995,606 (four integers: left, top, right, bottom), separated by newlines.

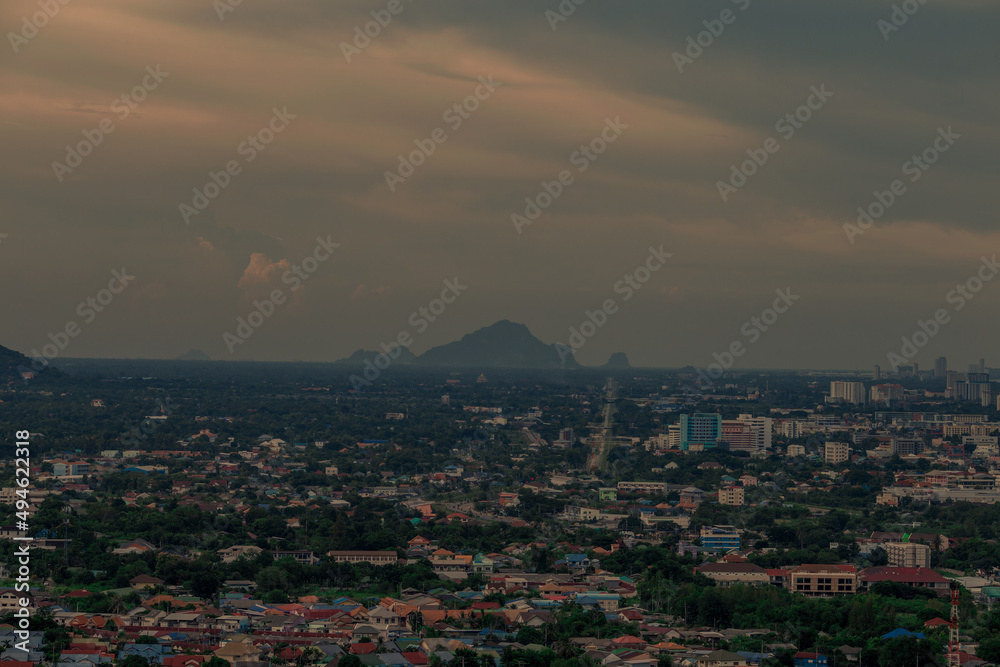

120,656,153,667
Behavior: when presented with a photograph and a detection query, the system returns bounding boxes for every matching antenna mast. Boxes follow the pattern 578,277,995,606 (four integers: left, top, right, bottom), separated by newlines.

949,582,961,667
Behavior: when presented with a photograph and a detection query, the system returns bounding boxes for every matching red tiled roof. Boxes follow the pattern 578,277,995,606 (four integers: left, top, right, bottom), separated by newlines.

860,567,949,584
349,643,377,655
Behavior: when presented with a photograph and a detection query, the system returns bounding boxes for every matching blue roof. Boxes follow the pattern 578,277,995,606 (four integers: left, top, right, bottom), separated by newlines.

882,628,926,640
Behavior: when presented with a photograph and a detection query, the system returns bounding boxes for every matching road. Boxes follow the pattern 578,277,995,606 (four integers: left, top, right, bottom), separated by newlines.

586,377,616,472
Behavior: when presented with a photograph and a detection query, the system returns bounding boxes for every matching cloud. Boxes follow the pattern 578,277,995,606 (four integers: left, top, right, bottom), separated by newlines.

238,253,291,302
350,284,393,301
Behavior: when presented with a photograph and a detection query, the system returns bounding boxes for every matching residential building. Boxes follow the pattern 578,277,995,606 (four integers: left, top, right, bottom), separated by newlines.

885,542,932,568
787,445,806,457
788,564,857,597
870,384,905,405
858,567,950,595
824,442,850,465
52,460,90,477
617,481,667,495
217,545,263,563
699,650,750,667
829,382,866,405
695,562,769,587
718,486,745,506
272,550,318,565
794,653,828,667
700,525,741,552
326,551,398,566
565,505,602,522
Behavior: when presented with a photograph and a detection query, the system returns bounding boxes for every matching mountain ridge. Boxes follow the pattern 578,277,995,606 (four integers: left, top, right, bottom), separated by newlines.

335,320,580,369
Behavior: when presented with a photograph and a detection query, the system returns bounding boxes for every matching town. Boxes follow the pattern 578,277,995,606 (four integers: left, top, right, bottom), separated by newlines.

2,350,1000,667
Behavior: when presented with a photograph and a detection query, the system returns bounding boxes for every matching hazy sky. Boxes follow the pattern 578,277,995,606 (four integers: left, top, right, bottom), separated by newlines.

2,0,998,369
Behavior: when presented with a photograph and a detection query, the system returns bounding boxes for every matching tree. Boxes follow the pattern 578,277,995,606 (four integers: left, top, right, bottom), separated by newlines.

409,611,424,636
121,657,152,667
340,656,363,667
192,570,221,602
618,515,642,533
877,637,939,667
516,626,544,645
976,638,1000,664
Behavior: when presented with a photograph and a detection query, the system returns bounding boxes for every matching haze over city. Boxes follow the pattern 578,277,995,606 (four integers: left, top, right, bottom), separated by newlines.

2,0,998,369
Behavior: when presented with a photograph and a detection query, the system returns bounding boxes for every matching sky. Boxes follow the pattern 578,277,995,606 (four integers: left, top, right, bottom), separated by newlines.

1,0,998,370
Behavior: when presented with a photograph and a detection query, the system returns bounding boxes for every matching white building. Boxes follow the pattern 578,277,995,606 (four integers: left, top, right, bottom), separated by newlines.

830,381,866,404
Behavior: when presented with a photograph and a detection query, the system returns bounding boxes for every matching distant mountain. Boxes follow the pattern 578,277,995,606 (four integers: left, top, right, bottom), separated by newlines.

176,349,212,361
335,345,418,366
603,352,630,369
414,320,580,369
1,344,41,381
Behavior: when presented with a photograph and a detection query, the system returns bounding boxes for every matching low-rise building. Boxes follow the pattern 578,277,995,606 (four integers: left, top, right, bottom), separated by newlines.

695,562,769,587
885,542,932,568
327,551,398,566
858,567,951,595
701,525,741,552
788,564,857,597
718,486,745,506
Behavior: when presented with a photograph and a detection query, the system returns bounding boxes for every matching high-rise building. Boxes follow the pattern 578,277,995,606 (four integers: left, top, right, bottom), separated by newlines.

738,414,773,451
830,381,866,404
935,357,947,378
873,365,881,381
719,421,753,451
870,384,904,405
679,413,722,451
955,373,990,403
